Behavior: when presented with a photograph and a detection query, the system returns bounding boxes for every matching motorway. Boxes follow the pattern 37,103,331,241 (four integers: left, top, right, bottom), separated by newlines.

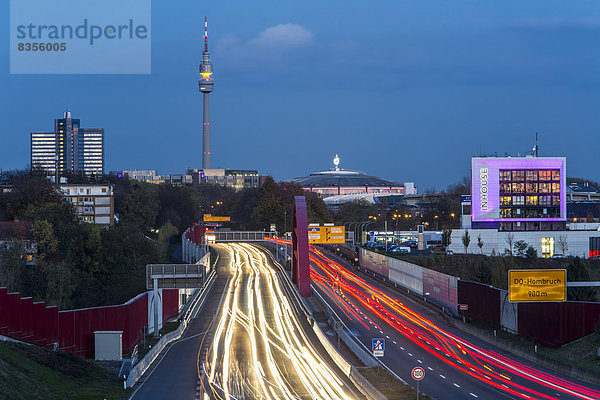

202,243,356,399
129,255,229,400
309,246,600,400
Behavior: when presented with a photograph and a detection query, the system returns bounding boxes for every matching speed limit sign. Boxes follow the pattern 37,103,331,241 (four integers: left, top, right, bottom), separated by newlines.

411,366,425,381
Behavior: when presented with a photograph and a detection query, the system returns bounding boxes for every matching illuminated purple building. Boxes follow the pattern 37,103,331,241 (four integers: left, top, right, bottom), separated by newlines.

471,157,566,231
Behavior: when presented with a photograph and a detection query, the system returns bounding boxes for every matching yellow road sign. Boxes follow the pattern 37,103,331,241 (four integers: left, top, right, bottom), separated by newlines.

308,227,324,244
203,214,231,222
508,269,566,303
324,226,345,244
307,226,345,244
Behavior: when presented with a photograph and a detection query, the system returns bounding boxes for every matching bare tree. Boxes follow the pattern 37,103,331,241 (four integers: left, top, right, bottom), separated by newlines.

505,233,515,256
462,230,471,254
477,235,484,254
557,235,568,254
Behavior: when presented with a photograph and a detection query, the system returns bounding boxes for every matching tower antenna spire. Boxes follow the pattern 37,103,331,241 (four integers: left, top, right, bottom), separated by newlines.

204,16,208,53
199,16,214,170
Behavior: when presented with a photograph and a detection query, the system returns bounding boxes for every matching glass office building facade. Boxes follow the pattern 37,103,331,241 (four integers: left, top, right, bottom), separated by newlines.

471,157,566,231
31,112,104,176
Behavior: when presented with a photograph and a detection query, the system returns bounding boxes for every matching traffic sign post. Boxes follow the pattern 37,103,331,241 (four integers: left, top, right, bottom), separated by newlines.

508,269,567,302
372,338,385,357
411,366,425,400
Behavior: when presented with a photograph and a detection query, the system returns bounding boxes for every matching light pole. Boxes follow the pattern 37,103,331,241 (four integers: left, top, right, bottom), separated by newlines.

348,221,362,245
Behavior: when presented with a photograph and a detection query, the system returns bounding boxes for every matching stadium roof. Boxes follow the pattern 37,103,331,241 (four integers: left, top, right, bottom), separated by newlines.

291,170,402,188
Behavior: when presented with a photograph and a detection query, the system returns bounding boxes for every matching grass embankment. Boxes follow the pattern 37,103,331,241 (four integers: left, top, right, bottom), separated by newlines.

134,319,181,360
360,367,431,400
489,325,600,373
0,341,128,400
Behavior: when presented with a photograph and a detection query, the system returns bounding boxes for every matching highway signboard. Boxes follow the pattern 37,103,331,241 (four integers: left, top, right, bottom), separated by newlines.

508,269,567,303
203,214,230,222
372,338,385,357
411,366,425,380
307,226,345,244
308,227,323,243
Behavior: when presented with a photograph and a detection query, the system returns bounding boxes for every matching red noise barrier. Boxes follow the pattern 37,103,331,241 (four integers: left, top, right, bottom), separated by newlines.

0,288,180,358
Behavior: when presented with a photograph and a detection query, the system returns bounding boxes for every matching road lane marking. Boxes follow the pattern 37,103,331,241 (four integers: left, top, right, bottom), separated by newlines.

417,360,422,363
469,393,478,398
386,335,390,339
453,383,460,388
440,375,446,379
393,341,397,344
408,353,413,357
400,347,404,350
427,367,433,371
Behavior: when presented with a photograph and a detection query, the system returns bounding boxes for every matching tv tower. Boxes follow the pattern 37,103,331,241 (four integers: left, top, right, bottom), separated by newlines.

199,16,214,169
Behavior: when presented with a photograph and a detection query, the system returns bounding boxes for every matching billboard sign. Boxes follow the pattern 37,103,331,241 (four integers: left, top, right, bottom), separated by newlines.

508,269,567,302
308,226,346,244
471,157,566,223
203,214,231,222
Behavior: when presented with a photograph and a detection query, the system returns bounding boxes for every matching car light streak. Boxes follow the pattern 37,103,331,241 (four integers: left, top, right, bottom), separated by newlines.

264,238,600,400
203,243,354,399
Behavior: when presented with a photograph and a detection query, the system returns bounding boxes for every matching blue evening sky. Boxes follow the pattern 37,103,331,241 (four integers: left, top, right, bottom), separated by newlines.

1,1,599,190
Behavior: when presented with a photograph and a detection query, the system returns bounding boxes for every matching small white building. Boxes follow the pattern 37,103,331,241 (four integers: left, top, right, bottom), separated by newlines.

447,228,600,258
59,184,114,226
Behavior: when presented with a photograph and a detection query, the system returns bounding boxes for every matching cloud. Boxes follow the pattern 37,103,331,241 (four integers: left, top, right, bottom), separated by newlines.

249,24,314,47
513,17,600,31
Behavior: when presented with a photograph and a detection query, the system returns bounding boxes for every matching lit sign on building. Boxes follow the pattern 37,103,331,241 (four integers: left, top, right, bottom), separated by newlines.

471,157,566,223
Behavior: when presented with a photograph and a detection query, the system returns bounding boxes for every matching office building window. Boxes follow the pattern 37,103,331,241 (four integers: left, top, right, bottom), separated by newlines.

526,195,538,205
539,170,552,181
526,170,538,181
526,183,538,193
512,183,524,193
499,170,511,181
512,170,525,181
541,237,555,258
500,182,512,193
513,196,525,205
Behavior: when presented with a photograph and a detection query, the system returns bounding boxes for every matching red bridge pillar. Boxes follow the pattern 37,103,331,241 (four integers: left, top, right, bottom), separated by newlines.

292,196,311,297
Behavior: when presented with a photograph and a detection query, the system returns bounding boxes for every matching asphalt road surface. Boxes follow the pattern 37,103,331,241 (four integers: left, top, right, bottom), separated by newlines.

309,247,600,400
202,243,356,399
128,255,229,400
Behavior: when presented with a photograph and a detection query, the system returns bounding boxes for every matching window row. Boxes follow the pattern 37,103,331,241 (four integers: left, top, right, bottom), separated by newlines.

500,195,560,206
500,208,561,218
499,182,560,194
499,169,560,182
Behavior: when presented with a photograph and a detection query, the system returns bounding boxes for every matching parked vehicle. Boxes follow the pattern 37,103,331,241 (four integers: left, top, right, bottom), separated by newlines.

390,247,410,254
550,253,565,259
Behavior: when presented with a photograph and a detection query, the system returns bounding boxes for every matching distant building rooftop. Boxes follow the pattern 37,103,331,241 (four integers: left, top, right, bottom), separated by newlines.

291,155,415,197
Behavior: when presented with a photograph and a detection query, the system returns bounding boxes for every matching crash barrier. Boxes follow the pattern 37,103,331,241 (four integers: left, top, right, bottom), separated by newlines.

358,248,458,315
0,286,179,358
126,268,217,388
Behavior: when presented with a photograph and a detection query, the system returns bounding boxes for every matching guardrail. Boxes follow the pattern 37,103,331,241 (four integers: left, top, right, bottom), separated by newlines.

126,269,217,388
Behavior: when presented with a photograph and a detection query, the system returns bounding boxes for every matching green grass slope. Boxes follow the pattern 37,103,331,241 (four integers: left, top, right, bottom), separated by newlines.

0,341,129,400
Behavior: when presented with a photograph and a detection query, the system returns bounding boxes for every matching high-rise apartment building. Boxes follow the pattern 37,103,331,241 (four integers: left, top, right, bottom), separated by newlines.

31,111,104,176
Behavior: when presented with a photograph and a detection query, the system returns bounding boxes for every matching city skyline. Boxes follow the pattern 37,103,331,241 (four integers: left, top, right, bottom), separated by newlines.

30,111,104,176
2,1,599,189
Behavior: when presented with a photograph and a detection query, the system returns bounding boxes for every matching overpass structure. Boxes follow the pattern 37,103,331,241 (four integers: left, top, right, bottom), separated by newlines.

210,230,276,242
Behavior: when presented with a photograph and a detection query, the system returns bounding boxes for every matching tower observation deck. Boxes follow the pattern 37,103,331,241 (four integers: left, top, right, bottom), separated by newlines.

199,16,214,169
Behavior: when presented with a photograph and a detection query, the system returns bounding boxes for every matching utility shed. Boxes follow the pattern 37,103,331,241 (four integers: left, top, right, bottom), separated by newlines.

94,331,123,360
